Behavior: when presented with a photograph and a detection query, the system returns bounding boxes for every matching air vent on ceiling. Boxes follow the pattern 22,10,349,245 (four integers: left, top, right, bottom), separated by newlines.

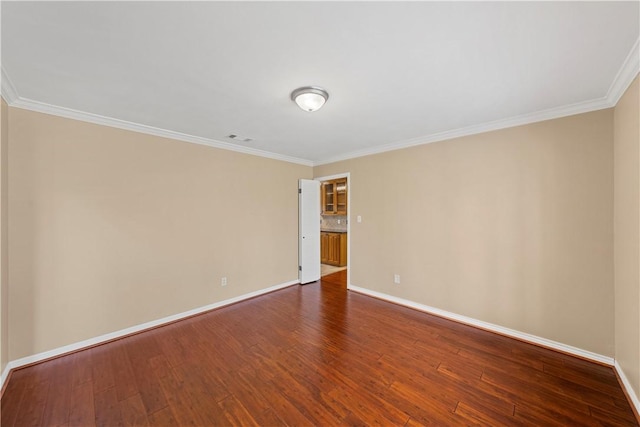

227,134,253,143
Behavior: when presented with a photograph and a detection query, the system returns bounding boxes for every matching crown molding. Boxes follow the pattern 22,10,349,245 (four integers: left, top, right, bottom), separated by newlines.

313,95,612,166
606,37,640,106
4,36,639,168
2,67,315,167
313,38,640,166
1,67,19,104
8,96,314,167
8,89,615,169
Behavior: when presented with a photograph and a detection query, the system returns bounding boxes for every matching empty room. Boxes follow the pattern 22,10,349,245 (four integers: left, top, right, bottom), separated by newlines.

1,1,639,425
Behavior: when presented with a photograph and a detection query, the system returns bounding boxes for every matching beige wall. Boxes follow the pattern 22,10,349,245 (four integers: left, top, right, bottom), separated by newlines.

614,74,640,398
2,89,627,368
1,98,8,373
8,107,311,360
315,109,614,356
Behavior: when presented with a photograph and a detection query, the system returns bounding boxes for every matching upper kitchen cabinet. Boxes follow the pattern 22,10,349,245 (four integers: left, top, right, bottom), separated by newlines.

322,178,347,215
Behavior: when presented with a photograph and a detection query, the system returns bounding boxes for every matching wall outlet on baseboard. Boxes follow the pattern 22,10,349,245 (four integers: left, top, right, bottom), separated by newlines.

221,277,228,286
394,274,400,284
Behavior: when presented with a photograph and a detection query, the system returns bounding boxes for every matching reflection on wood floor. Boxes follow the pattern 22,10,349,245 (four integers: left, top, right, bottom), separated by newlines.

2,270,637,426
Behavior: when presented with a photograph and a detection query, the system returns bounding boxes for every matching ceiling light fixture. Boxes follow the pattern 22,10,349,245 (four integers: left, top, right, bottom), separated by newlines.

291,86,329,112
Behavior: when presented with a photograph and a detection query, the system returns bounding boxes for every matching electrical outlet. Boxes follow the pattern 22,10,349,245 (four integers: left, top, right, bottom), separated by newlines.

357,215,362,223
394,274,400,284
221,277,227,286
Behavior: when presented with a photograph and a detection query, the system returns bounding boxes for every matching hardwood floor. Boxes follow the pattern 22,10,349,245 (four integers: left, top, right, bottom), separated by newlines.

2,270,637,426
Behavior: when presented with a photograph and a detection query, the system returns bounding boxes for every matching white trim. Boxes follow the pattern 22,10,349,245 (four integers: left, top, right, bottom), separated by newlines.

0,279,299,391
8,97,313,167
3,85,614,168
614,360,640,418
1,67,19,105
3,37,638,168
347,284,614,366
606,38,640,106
0,363,11,392
313,96,612,166
313,38,640,166
3,89,616,169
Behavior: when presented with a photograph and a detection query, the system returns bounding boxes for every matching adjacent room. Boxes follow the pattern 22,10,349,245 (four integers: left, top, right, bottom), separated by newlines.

1,1,639,425
319,176,348,278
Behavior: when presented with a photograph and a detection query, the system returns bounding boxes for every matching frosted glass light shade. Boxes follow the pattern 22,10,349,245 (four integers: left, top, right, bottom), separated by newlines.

291,86,329,112
295,92,326,112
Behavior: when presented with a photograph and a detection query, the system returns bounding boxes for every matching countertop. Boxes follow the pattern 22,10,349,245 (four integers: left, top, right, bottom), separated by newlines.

321,229,347,233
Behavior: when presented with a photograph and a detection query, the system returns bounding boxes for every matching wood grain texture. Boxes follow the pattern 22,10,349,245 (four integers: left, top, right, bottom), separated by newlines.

1,270,637,426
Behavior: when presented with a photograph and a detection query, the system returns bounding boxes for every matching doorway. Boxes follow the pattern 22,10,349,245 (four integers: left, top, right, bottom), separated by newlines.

315,173,349,285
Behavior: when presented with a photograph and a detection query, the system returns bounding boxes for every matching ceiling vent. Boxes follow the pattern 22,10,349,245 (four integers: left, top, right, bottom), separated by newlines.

227,134,253,143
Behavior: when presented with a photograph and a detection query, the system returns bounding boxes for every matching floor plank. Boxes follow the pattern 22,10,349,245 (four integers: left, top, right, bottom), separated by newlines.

1,270,637,426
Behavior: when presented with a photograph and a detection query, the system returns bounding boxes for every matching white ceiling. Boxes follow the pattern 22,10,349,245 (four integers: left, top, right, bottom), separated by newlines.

2,2,639,166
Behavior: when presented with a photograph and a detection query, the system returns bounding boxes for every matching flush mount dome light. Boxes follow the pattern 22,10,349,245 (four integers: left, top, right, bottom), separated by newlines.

291,86,329,112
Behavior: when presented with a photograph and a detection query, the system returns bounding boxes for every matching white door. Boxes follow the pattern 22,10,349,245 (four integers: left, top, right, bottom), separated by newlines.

299,179,321,284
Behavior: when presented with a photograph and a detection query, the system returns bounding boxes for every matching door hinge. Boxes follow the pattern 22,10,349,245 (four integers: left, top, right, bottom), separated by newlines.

298,188,302,194
298,266,302,271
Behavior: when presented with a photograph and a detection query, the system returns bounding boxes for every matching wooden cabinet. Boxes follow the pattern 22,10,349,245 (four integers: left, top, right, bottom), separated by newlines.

320,232,347,266
320,232,330,264
321,178,347,215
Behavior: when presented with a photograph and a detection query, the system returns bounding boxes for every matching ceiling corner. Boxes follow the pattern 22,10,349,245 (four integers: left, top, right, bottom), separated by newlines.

1,67,19,104
606,37,640,106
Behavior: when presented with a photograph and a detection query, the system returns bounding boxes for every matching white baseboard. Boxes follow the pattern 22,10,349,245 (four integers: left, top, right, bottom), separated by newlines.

0,279,299,391
347,284,614,366
615,360,640,418
0,363,11,392
4,278,635,414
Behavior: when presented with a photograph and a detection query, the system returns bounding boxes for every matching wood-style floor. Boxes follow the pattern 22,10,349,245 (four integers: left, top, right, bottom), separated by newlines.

2,270,638,426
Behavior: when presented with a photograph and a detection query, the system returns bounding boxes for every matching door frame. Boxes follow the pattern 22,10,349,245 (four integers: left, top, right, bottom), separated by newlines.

315,172,351,288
